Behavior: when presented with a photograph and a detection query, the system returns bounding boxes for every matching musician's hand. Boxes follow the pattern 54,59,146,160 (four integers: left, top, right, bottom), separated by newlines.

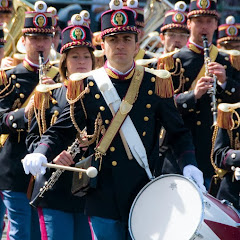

22,153,47,176
183,164,206,192
24,95,34,118
234,167,240,181
1,57,14,68
208,62,226,84
194,76,213,100
42,76,55,85
53,150,74,166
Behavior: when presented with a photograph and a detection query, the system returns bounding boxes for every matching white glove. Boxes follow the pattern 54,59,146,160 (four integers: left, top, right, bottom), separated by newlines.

22,153,47,176
233,167,240,181
183,164,206,192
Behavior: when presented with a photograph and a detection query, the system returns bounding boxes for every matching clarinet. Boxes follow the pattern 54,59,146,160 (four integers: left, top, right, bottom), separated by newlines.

38,51,44,84
30,138,81,208
202,35,218,126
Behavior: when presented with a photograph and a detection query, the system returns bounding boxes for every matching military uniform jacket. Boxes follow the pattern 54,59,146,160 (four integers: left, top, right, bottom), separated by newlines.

171,46,240,179
0,63,40,192
214,110,240,210
0,62,59,192
26,85,86,212
32,67,198,222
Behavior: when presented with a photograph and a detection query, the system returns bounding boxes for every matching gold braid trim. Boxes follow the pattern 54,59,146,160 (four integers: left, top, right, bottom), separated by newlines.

41,96,47,134
50,110,59,126
70,103,103,146
0,77,15,98
27,104,35,132
66,85,90,104
211,125,228,179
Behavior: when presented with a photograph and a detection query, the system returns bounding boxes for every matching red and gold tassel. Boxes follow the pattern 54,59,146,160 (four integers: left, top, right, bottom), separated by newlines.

67,80,85,100
217,109,234,130
34,91,50,110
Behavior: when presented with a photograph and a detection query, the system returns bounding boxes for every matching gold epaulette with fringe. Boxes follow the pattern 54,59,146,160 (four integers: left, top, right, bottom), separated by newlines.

157,49,180,71
145,68,174,98
34,83,62,110
67,72,92,101
216,102,240,130
219,49,240,71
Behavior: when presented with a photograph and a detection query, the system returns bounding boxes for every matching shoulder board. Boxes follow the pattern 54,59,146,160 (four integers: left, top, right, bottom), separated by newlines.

145,68,174,98
157,48,180,71
218,49,240,71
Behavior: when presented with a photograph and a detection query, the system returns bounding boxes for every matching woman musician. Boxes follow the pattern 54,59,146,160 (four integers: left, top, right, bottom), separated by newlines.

24,13,95,240
213,102,240,213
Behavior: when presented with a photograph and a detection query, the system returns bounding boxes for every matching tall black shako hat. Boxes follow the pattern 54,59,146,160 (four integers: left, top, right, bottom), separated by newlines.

0,24,5,48
217,16,240,45
161,1,189,33
188,0,219,19
101,0,139,39
22,1,53,36
0,0,13,13
60,13,93,54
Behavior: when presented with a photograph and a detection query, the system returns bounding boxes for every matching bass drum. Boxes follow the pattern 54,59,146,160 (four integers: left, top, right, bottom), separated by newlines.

129,174,240,240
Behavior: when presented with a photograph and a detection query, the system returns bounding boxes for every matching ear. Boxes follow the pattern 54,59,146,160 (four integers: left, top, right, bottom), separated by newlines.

160,33,165,43
21,35,26,46
187,19,191,31
135,41,140,55
101,41,105,54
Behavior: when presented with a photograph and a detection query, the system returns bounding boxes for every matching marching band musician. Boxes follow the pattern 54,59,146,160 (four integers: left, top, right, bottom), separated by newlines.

217,15,240,51
158,0,240,190
213,103,240,212
159,1,190,54
0,1,59,239
25,13,94,240
22,1,205,239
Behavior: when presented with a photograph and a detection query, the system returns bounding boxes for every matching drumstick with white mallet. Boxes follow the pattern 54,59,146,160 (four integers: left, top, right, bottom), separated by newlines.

42,162,98,178
22,159,98,178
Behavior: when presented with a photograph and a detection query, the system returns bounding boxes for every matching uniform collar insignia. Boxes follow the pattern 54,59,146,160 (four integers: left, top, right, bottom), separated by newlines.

104,61,135,80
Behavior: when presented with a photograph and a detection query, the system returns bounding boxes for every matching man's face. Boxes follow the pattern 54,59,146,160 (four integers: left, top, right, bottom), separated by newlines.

160,29,189,53
187,16,218,45
101,33,139,70
22,35,53,64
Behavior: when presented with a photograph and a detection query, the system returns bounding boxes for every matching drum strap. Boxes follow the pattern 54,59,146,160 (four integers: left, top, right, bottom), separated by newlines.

92,67,154,180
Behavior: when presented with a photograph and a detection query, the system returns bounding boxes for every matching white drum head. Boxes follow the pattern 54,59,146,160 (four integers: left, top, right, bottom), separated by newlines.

129,174,204,240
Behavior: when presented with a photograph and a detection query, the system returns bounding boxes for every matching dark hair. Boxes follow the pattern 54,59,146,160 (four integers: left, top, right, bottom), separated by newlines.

59,47,95,81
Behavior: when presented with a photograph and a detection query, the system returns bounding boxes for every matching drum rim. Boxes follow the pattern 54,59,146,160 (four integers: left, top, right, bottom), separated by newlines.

128,174,205,240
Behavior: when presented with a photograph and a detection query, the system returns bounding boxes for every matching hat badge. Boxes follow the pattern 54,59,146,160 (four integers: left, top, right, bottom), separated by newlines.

0,0,9,7
33,13,47,28
111,10,128,27
70,27,86,41
173,12,185,23
197,0,210,10
226,26,238,37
